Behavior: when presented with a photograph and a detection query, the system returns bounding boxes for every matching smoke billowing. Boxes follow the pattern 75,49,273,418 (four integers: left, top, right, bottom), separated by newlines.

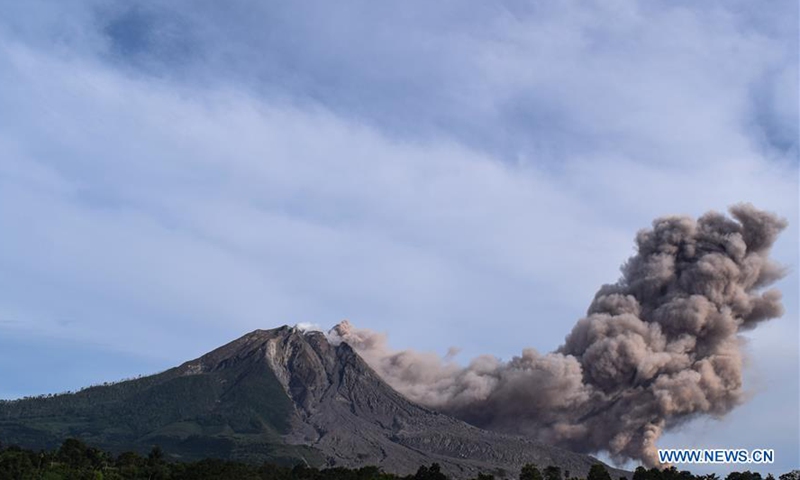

326,204,788,466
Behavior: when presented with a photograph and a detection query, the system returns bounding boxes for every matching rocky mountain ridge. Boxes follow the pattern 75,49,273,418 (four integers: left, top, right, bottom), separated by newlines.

0,326,627,479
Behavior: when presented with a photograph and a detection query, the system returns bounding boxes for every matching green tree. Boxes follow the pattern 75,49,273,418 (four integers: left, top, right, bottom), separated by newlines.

0,449,35,480
145,446,170,480
727,472,763,480
544,466,561,480
355,465,384,480
520,464,544,480
779,471,800,480
587,464,612,480
259,462,291,480
58,438,91,470
414,463,448,480
115,451,145,479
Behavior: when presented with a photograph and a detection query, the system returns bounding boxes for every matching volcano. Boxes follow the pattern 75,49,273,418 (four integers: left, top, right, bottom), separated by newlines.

0,326,624,478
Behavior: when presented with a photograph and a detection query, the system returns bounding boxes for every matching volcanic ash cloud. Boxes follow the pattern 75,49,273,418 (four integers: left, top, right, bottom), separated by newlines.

328,204,788,466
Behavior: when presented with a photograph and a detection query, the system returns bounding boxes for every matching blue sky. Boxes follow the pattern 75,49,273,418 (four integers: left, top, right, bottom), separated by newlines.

0,0,797,474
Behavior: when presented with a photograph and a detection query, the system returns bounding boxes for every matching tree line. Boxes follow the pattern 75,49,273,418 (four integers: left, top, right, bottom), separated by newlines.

0,439,796,480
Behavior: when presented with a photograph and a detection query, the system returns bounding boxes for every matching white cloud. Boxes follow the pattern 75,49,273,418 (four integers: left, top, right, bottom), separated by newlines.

0,0,796,472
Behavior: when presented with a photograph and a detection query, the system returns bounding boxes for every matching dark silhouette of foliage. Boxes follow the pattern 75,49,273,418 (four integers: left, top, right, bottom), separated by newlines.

726,472,763,480
0,439,792,480
544,465,562,480
587,464,612,480
414,463,448,480
521,463,544,480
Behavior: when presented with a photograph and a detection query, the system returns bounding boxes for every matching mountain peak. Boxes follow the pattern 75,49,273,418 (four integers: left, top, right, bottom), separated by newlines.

0,326,625,478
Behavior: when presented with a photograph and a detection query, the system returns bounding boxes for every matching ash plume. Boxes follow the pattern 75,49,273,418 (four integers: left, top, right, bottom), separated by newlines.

327,204,788,466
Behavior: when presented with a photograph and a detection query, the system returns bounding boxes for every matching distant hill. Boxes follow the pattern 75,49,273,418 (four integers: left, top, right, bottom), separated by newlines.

0,326,626,479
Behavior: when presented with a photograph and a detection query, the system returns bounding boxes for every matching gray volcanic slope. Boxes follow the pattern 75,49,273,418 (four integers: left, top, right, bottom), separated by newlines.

0,326,626,479
214,327,624,478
